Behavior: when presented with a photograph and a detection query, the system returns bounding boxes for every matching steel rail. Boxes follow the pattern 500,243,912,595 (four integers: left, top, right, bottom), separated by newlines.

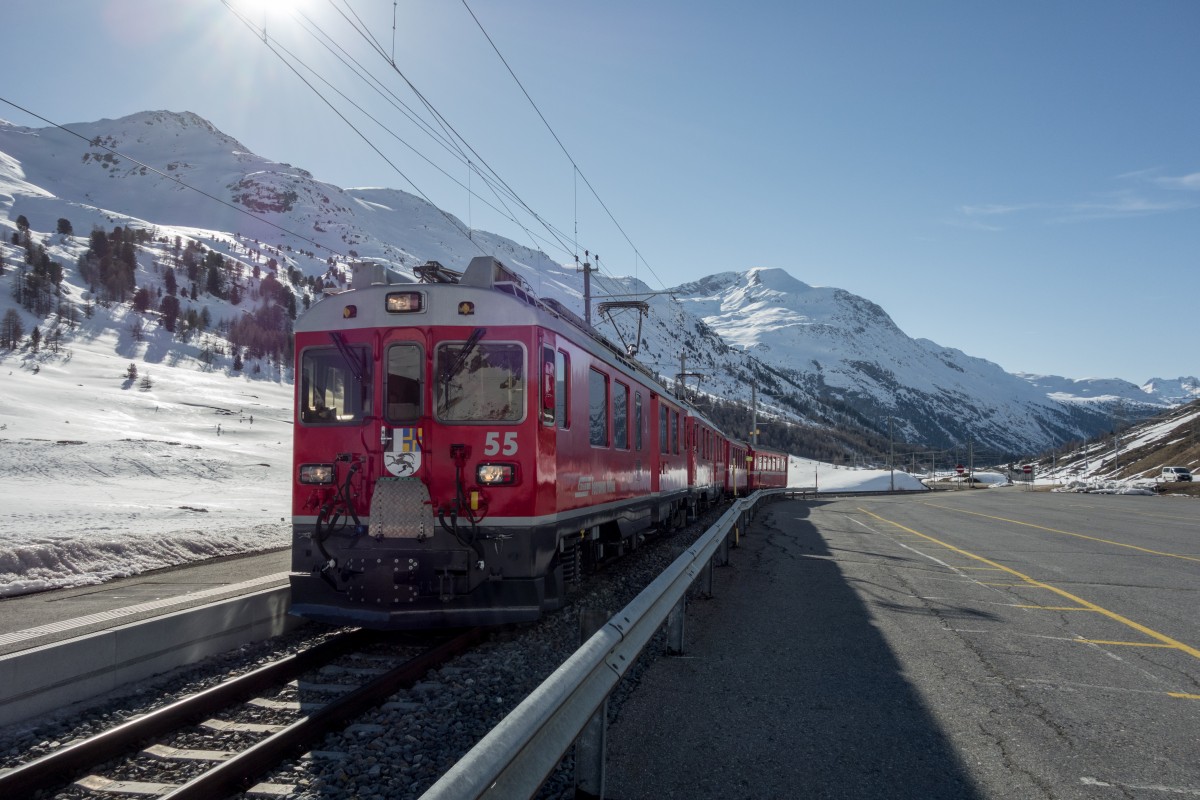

160,626,486,800
0,628,377,799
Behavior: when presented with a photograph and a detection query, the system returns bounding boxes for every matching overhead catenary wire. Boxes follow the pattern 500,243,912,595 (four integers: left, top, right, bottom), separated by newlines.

318,0,578,261
240,0,677,311
457,0,668,293
17,3,675,324
248,7,565,262
325,0,649,291
222,0,488,260
288,9,581,265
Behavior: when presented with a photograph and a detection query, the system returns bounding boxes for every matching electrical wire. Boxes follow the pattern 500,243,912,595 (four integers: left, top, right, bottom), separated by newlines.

280,9,575,263
458,0,670,293
321,0,586,264
222,0,487,258
259,8,561,259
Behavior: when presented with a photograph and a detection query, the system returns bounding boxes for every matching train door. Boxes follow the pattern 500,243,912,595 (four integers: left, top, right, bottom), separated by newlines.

535,332,562,518
378,333,428,482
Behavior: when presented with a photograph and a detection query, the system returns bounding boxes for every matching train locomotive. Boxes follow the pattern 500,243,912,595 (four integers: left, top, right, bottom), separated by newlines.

289,255,788,629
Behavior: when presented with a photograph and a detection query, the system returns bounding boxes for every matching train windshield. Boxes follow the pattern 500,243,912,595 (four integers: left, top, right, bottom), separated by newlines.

436,340,525,422
300,346,372,424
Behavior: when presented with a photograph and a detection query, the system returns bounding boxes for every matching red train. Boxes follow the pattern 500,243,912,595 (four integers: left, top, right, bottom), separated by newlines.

289,256,788,629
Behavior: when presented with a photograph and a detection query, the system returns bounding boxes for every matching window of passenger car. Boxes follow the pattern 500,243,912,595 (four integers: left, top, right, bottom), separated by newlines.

635,392,643,451
614,381,629,449
556,350,569,429
659,405,669,454
589,368,608,446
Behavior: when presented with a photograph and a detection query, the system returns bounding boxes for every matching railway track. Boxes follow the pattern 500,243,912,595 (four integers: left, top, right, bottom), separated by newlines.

0,627,484,799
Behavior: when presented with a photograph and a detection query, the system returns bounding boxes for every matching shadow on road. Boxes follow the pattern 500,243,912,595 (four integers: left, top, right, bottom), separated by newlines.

605,497,983,799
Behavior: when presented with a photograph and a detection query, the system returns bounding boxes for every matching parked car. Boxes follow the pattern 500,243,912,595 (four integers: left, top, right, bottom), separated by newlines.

1161,466,1193,482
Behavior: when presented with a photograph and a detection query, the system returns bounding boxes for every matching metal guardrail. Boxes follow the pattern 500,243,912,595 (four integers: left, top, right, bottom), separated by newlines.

421,489,792,799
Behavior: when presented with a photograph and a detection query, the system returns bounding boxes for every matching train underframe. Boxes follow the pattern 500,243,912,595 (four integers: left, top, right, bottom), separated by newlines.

289,479,691,629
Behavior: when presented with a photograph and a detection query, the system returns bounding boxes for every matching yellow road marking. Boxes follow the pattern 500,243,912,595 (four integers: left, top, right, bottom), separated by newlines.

1015,605,1095,611
1077,639,1177,648
1168,692,1200,700
955,566,1005,571
922,503,1200,564
1061,502,1200,528
858,507,1200,661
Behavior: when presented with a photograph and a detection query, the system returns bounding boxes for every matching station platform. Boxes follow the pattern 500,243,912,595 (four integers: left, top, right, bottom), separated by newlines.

0,549,292,658
0,549,296,727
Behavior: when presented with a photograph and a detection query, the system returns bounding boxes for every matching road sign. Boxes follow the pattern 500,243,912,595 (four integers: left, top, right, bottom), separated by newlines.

1022,464,1032,474
956,464,965,474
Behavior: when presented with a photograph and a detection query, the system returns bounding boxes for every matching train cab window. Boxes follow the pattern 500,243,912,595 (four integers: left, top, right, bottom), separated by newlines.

613,381,629,449
435,340,525,422
300,346,372,424
385,344,422,422
635,392,643,451
556,350,569,430
589,368,609,447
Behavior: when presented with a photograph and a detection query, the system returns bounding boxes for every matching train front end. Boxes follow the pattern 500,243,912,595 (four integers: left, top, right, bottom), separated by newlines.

289,258,558,629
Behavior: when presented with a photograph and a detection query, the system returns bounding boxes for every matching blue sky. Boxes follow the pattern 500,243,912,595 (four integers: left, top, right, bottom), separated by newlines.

4,0,1197,382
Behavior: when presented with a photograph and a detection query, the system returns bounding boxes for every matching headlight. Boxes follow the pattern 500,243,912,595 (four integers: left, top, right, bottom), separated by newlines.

477,463,517,485
299,463,335,484
386,291,424,313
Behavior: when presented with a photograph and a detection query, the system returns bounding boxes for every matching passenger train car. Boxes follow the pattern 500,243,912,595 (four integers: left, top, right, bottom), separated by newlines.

747,445,790,490
289,256,787,629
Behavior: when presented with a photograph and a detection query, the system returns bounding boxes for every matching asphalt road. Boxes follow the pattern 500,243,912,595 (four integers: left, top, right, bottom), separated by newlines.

605,489,1200,799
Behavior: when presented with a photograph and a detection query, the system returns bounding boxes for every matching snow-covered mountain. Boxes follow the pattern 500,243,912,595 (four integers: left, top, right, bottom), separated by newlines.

1140,376,1200,405
660,268,1150,454
1015,373,1200,407
0,110,1183,456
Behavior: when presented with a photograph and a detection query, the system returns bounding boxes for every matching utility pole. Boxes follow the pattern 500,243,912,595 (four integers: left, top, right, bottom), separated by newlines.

751,384,758,446
578,250,597,328
968,439,974,488
889,416,895,492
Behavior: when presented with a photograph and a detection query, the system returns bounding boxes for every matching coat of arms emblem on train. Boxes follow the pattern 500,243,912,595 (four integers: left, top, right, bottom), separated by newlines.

385,427,422,476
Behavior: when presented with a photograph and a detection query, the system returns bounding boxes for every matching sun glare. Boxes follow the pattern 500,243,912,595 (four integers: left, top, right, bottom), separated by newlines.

227,0,311,23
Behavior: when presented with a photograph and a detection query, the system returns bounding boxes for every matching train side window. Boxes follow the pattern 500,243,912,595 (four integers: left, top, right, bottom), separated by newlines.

659,406,668,454
588,368,609,447
540,347,554,425
556,350,569,429
385,343,422,422
672,410,680,455
300,346,372,424
613,381,629,449
634,392,643,451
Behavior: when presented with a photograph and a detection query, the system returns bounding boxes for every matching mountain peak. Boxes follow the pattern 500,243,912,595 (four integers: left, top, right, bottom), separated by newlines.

745,266,812,292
